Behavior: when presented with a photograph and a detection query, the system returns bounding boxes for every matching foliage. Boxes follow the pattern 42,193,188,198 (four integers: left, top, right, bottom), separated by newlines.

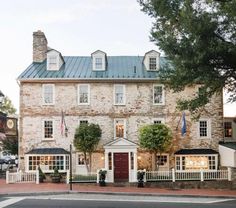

139,124,172,170
0,136,18,155
50,167,61,177
98,169,107,181
138,0,236,113
0,96,16,115
74,123,102,172
38,166,46,180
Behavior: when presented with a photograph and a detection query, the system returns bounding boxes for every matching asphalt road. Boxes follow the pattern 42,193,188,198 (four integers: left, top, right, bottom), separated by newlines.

0,194,235,208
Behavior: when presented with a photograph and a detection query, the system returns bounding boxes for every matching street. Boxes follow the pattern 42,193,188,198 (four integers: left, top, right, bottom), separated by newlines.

0,194,235,208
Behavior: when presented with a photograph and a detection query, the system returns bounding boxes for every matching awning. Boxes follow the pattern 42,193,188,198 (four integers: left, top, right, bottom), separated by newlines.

26,148,70,155
175,148,218,155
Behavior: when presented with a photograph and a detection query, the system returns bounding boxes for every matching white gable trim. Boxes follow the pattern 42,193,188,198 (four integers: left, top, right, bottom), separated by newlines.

104,138,138,149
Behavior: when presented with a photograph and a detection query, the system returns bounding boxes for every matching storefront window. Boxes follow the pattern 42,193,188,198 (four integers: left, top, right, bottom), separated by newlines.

175,155,217,171
28,155,68,172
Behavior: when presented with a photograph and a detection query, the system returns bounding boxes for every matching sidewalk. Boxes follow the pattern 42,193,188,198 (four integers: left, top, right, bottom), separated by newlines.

0,179,236,198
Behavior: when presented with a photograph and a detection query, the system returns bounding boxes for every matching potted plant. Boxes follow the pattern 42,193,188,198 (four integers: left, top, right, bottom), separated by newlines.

38,166,46,183
137,170,145,187
99,169,107,186
50,167,61,183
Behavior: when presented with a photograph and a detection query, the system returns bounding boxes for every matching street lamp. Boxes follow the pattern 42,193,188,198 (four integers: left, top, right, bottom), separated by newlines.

0,90,4,105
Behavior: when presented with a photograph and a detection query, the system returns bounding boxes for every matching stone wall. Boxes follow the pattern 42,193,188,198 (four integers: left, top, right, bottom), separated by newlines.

33,30,47,63
19,81,223,171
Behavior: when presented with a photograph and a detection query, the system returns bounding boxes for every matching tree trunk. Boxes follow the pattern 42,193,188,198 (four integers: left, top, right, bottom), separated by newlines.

84,152,89,173
152,152,157,171
89,153,92,174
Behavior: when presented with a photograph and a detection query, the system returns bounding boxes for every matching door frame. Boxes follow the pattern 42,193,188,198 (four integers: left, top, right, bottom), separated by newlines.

104,138,138,183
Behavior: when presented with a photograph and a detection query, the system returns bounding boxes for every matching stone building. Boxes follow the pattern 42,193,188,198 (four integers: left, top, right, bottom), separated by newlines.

17,31,224,182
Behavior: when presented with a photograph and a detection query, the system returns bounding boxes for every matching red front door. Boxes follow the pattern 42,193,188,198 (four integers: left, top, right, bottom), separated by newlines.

114,153,129,182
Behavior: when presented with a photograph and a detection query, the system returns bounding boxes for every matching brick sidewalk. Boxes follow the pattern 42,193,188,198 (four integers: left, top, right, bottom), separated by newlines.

0,179,236,198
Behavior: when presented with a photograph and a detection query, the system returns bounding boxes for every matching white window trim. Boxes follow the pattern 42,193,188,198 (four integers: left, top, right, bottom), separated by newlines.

93,55,106,71
152,118,165,124
197,119,212,139
78,119,89,125
42,84,55,105
156,153,169,168
42,119,54,141
76,152,89,166
114,84,126,105
78,84,90,105
47,54,59,71
153,84,165,105
175,154,218,171
148,56,158,71
114,119,126,139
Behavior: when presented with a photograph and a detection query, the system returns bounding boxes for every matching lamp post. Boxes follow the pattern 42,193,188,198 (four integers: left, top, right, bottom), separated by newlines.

70,144,73,191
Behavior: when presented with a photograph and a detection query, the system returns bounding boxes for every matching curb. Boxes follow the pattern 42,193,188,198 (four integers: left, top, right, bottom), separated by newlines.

0,190,236,199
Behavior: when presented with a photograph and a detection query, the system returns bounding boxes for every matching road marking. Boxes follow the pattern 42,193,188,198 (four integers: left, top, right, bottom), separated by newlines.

0,197,25,208
28,195,235,204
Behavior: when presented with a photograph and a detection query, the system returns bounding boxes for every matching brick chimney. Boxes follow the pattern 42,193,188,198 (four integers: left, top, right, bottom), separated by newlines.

33,30,48,63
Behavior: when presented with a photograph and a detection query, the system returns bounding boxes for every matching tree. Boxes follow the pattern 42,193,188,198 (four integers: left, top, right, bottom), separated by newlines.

139,123,172,170
0,96,17,115
138,0,236,114
74,123,102,172
0,136,18,155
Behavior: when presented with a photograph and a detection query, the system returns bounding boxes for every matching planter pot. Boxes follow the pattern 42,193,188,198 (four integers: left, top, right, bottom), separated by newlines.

51,176,61,183
138,181,144,188
99,180,106,186
39,176,44,183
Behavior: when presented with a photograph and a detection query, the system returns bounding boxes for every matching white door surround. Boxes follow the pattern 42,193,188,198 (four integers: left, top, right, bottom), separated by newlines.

104,138,138,183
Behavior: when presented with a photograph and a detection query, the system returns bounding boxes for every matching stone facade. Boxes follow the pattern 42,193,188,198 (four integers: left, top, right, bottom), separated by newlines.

19,81,223,171
33,30,48,63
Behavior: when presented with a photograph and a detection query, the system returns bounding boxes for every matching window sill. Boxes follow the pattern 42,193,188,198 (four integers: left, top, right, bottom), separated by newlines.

42,138,55,142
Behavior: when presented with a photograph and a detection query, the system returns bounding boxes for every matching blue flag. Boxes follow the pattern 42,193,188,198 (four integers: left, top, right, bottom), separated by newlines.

181,112,186,136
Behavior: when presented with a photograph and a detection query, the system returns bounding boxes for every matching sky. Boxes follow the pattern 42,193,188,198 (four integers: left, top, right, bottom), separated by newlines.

0,0,235,116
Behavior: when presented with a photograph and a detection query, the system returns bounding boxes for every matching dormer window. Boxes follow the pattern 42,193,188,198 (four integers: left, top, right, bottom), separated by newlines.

149,57,157,70
143,50,160,71
91,50,107,71
48,55,58,70
47,49,64,71
95,57,103,70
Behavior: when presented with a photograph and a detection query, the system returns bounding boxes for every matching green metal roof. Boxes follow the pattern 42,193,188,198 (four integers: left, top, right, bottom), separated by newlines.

219,142,236,150
18,56,168,81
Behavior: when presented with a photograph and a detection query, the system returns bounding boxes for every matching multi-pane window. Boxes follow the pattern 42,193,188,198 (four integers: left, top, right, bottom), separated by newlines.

208,156,216,170
108,152,112,170
156,155,168,166
199,121,207,137
153,85,164,105
43,84,54,104
43,120,53,139
176,157,181,170
77,154,89,165
149,57,157,70
224,122,232,138
95,57,103,70
48,56,58,70
153,118,165,124
130,152,134,170
78,84,90,105
115,119,125,138
199,120,211,138
79,120,88,125
28,155,68,172
114,85,125,105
